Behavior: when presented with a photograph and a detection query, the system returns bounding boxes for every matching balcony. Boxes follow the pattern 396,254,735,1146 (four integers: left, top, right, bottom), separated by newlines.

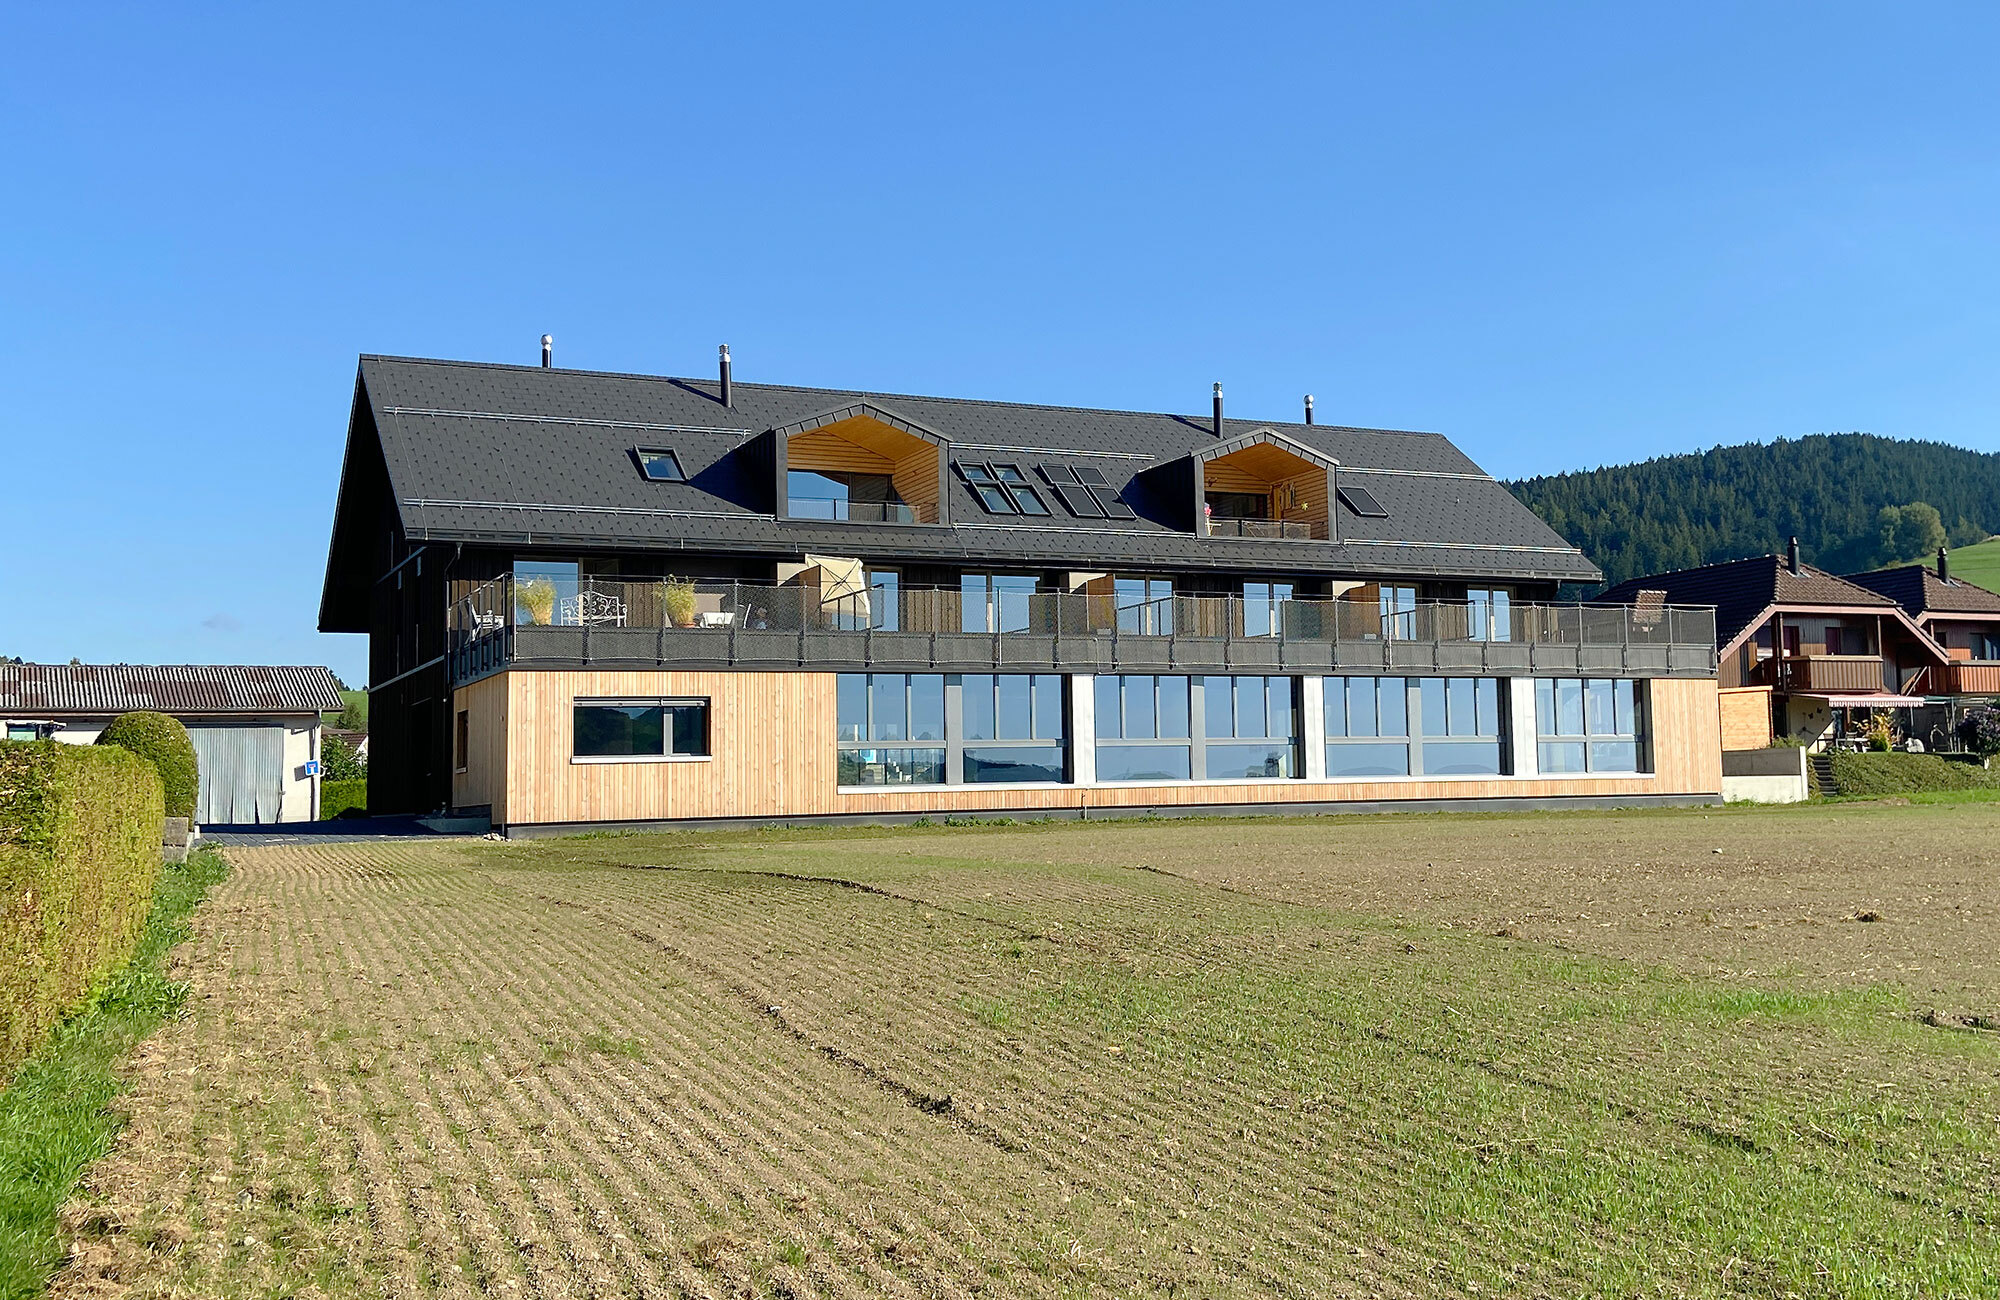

450,577,1719,684
1932,661,2000,696
1758,654,1889,694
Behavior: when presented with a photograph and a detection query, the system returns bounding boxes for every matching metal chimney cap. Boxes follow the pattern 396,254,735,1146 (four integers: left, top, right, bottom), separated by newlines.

541,334,553,346
719,343,731,358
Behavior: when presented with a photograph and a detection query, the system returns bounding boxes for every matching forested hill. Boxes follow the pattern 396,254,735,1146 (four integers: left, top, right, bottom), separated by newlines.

1506,434,2000,588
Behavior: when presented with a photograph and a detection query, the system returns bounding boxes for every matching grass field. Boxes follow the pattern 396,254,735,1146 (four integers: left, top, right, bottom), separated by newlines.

47,803,2000,1298
1946,535,2000,591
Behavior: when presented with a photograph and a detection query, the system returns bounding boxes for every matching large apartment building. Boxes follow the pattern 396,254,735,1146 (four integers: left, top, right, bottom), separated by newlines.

320,352,1722,832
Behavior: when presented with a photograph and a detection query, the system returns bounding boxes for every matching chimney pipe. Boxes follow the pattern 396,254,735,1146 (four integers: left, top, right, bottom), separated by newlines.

719,344,732,408
1212,383,1224,437
540,334,553,368
1939,546,1951,582
1303,394,1315,426
1787,536,1801,574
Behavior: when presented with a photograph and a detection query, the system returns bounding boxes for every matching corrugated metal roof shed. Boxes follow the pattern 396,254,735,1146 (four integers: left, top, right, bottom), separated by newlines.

0,664,345,716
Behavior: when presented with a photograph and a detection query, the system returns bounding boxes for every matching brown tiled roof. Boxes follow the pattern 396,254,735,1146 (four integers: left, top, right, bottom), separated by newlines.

1599,554,1897,650
0,664,344,717
1844,565,2000,617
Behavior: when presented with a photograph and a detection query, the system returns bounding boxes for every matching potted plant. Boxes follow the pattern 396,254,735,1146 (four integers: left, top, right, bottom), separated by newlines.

516,577,557,627
661,576,698,628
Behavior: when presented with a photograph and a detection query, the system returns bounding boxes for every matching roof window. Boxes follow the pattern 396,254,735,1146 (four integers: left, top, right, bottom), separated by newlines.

956,461,1050,516
1336,483,1388,517
1039,464,1136,519
634,448,686,482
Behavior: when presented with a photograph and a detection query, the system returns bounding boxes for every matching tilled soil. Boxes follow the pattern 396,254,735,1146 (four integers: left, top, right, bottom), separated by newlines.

50,807,2000,1298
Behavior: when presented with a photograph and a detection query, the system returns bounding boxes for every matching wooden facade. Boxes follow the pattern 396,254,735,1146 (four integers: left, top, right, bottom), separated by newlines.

460,669,1722,830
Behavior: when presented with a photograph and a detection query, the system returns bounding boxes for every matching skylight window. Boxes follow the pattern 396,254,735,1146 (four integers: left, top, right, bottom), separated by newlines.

634,447,686,482
1039,463,1131,519
957,461,1051,516
1337,484,1389,517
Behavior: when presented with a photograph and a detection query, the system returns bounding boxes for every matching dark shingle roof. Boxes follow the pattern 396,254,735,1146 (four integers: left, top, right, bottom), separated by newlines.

1598,555,1898,650
0,665,344,717
337,355,1597,596
1843,564,2000,617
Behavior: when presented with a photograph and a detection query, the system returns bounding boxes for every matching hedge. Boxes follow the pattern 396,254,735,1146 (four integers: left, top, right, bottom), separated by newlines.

95,712,198,822
0,741,165,1081
320,779,367,820
1825,751,2000,796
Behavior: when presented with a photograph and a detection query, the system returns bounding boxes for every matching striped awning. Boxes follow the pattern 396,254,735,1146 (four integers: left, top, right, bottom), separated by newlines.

1797,693,1928,708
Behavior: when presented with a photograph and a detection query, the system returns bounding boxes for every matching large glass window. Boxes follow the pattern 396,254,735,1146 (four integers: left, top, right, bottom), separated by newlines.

961,674,1066,783
962,573,1040,633
1536,678,1645,774
1094,675,1193,780
788,470,911,523
1324,676,1411,776
1243,582,1294,638
1380,585,1418,640
1202,675,1298,778
514,559,580,627
1468,588,1512,642
573,698,709,760
1114,576,1174,635
836,674,946,784
1419,677,1503,774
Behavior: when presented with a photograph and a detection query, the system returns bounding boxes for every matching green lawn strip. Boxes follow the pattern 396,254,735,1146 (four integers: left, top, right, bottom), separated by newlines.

0,847,230,1299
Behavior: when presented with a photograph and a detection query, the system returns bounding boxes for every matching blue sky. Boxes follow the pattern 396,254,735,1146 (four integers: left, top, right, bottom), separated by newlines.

4,3,1998,684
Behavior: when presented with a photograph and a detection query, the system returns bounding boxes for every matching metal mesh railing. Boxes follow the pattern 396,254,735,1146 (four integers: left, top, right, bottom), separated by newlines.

452,575,1716,655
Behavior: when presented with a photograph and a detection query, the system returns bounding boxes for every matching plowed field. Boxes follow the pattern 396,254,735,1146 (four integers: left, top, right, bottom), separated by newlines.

53,803,2000,1297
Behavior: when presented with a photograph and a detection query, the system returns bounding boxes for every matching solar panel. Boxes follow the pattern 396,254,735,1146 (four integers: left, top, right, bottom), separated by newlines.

1052,484,1105,518
1038,464,1079,485
1072,465,1110,487
1095,489,1137,519
1337,484,1389,517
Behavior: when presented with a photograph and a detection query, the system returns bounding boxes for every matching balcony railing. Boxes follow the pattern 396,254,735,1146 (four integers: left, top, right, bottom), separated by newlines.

1206,518,1315,541
450,576,1719,683
786,499,918,524
1759,654,1889,694
1931,661,2000,696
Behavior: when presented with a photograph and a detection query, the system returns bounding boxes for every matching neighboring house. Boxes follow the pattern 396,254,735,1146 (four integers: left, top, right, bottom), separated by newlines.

0,663,345,823
324,727,370,763
1842,549,2000,744
320,352,1724,832
1599,541,1951,750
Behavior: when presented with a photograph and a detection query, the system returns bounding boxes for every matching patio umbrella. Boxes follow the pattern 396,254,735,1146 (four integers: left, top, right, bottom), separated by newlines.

805,554,869,623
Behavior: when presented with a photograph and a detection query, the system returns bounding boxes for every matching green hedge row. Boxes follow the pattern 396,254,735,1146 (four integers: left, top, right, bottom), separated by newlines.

320,779,367,820
1826,751,2000,796
0,742,165,1081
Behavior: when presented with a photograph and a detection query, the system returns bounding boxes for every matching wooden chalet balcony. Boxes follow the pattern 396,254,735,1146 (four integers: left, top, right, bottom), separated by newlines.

1760,654,1889,694
1932,661,2000,695
449,577,1719,684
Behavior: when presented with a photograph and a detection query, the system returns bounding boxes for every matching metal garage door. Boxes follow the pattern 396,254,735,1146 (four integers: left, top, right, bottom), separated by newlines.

187,724,286,824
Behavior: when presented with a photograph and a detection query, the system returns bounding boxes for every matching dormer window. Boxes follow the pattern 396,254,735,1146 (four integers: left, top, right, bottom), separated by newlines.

634,448,686,482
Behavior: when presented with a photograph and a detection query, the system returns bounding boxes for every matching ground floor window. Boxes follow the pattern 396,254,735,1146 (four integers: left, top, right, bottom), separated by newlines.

454,709,469,772
1536,678,1646,773
837,673,946,784
573,698,709,760
1324,676,1411,776
1094,675,1298,781
1324,677,1508,777
837,673,1068,785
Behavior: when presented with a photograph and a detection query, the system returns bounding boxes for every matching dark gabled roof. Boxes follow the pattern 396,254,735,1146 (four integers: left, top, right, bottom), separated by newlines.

321,354,1599,627
0,664,345,717
1598,554,1901,652
1843,564,2000,618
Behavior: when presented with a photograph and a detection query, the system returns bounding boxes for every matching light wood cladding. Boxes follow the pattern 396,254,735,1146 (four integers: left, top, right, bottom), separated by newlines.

787,416,940,523
451,673,510,822
494,672,1722,827
1718,686,1774,751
